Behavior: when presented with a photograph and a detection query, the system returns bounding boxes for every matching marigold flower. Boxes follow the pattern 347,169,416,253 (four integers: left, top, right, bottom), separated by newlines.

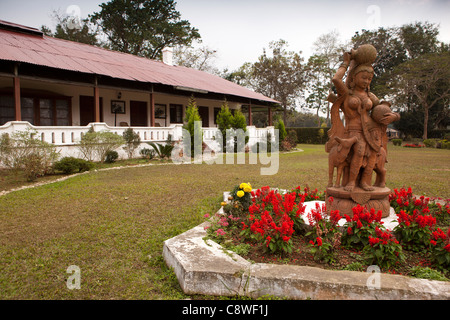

237,190,245,198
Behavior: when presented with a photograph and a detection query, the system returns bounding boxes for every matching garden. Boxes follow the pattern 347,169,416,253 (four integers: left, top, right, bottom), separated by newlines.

204,183,449,281
0,143,449,299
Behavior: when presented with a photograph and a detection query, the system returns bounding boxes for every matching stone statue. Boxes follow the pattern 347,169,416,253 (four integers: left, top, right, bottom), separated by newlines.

325,44,400,218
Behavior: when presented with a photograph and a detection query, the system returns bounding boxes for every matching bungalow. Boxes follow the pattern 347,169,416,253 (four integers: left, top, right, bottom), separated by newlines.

0,20,278,158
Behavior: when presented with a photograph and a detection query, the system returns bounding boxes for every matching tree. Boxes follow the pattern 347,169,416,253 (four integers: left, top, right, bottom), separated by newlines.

250,40,306,124
122,128,141,159
183,96,202,158
351,27,407,97
90,0,200,59
389,52,450,139
216,101,233,151
41,10,99,46
173,44,219,75
308,30,345,126
400,21,440,59
305,54,332,127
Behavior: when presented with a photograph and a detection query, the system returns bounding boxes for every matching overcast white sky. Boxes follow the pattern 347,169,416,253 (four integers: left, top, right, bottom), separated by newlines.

0,0,449,70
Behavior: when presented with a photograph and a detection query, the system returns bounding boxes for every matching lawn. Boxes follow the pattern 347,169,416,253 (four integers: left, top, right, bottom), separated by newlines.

0,144,449,299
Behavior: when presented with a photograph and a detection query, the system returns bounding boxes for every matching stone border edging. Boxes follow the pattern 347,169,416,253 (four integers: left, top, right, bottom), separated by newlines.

163,221,450,300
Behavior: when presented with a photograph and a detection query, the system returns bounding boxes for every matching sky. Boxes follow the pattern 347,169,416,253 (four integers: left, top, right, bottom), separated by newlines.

0,0,449,71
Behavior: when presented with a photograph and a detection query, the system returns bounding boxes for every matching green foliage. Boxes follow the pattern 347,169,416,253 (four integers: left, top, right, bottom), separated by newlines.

409,266,448,281
342,262,364,272
122,128,141,159
392,139,402,146
140,148,156,160
286,127,330,144
148,142,174,160
216,101,249,152
183,96,202,158
0,130,60,181
41,12,99,46
231,109,247,132
216,101,233,150
362,235,405,269
89,0,200,60
53,157,94,174
77,130,124,162
275,119,287,142
104,150,119,163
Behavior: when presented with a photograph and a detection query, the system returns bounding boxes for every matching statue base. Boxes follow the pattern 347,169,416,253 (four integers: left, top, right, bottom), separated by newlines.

325,186,391,218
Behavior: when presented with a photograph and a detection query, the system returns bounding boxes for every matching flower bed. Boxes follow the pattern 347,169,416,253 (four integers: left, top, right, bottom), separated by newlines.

403,143,425,148
204,184,450,281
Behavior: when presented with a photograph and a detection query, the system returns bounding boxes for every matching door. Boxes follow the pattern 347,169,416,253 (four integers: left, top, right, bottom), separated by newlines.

130,101,148,127
80,96,103,126
198,106,209,127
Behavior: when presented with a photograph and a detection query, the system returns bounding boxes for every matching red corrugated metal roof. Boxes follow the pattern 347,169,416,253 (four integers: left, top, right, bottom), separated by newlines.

0,20,278,105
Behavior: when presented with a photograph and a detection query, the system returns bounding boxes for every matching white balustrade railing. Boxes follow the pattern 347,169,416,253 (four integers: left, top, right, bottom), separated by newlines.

0,121,275,160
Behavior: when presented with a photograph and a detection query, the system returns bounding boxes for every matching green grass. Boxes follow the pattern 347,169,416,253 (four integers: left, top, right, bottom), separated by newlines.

0,144,449,299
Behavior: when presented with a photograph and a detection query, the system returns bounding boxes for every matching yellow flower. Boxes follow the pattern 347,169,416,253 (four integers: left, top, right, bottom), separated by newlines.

221,201,227,206
243,185,252,193
239,182,248,190
237,190,245,198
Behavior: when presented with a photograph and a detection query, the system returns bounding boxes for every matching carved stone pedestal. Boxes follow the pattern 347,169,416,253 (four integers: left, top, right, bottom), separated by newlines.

325,186,391,218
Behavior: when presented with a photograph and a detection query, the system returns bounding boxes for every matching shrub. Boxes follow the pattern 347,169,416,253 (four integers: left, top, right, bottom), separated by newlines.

216,101,233,151
391,139,402,146
362,228,405,269
341,205,384,248
291,185,325,202
429,227,450,272
148,142,174,160
305,201,342,264
183,96,203,158
275,119,287,142
104,150,119,163
239,187,307,254
140,148,155,160
53,157,93,174
122,128,141,159
78,130,124,162
286,127,330,144
423,139,436,148
0,130,59,181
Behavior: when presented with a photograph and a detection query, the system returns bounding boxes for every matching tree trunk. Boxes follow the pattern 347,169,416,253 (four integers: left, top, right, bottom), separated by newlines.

423,105,429,140
316,105,321,127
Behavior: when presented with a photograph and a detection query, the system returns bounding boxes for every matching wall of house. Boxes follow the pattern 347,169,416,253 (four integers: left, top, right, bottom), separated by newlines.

0,76,242,128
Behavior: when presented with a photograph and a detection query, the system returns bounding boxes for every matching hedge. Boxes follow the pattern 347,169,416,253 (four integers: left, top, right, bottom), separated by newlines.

286,127,330,144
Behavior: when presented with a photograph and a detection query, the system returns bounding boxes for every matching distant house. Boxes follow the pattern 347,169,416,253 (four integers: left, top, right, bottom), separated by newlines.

0,20,278,156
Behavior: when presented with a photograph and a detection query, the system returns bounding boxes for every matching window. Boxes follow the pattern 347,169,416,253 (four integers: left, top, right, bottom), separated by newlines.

56,99,70,126
0,95,14,125
169,104,183,124
21,97,35,125
39,99,53,126
0,93,71,126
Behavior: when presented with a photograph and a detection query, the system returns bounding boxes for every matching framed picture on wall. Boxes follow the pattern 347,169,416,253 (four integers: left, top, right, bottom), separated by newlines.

155,104,166,118
111,100,126,114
